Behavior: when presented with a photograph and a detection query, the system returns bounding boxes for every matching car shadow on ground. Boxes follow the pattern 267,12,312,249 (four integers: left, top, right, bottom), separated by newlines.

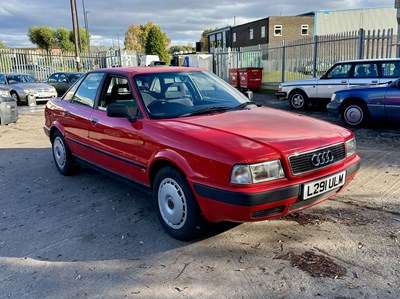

0,148,247,263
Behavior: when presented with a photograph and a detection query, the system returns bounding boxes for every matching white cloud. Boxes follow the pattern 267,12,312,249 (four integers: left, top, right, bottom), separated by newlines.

0,0,395,48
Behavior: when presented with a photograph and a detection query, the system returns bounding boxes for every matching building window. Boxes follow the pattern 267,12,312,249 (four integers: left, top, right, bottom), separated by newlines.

301,25,309,36
274,25,282,36
261,26,266,38
249,28,253,40
233,32,236,43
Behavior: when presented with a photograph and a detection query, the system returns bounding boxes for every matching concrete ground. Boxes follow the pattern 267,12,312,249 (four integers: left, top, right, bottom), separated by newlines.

0,95,399,298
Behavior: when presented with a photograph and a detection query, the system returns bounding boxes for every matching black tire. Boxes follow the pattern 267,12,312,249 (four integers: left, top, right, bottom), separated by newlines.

289,90,308,110
153,166,208,241
341,101,369,128
10,92,21,106
51,131,78,175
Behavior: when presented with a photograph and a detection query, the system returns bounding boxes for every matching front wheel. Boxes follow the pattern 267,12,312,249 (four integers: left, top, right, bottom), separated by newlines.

153,166,208,241
289,90,308,110
10,92,21,106
51,131,78,175
341,101,369,128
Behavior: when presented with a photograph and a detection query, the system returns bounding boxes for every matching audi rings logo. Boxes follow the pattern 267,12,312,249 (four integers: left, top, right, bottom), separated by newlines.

311,150,334,167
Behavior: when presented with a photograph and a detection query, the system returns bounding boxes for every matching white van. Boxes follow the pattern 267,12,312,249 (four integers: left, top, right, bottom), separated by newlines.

139,55,160,66
275,58,400,110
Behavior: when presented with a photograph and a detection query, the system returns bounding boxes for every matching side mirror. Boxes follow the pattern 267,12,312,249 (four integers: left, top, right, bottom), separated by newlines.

245,90,253,100
107,103,136,123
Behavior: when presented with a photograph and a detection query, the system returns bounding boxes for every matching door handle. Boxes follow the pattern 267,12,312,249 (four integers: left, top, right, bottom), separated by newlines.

371,80,378,83
90,118,98,125
341,80,347,83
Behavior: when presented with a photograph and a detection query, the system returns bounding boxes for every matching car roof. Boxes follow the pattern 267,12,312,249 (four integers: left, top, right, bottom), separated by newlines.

335,58,400,64
89,66,205,76
0,72,34,76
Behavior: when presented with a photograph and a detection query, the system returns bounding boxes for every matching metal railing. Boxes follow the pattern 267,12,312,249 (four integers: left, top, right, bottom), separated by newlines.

213,28,395,84
0,48,138,80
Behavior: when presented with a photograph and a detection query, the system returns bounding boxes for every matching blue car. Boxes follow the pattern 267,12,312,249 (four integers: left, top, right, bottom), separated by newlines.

327,80,400,128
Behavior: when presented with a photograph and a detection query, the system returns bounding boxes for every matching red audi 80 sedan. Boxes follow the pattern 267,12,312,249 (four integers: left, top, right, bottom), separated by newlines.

44,67,361,240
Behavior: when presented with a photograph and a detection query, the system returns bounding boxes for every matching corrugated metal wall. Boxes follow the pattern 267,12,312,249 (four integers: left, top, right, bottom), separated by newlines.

315,7,397,35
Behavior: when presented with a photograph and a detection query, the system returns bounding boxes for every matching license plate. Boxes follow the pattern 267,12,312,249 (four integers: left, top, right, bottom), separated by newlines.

35,92,50,98
302,171,346,200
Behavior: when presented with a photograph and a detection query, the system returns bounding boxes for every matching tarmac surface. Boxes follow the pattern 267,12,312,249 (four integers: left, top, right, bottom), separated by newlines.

0,95,399,298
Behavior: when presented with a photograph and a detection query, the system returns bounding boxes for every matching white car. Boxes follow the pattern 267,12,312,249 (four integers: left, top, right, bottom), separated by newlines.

275,58,400,110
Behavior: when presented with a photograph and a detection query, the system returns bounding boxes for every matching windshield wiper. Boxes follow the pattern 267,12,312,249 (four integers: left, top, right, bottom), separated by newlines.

180,106,232,117
232,101,258,110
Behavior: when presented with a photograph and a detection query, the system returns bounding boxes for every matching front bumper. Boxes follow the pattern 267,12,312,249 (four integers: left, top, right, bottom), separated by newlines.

275,91,287,99
193,157,361,223
326,101,340,115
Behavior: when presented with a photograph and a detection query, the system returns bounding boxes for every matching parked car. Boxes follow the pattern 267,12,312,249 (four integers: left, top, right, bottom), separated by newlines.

44,66,361,240
0,87,18,125
296,59,331,75
327,79,400,128
0,73,57,105
276,58,400,110
149,61,167,66
10,64,57,81
44,72,84,96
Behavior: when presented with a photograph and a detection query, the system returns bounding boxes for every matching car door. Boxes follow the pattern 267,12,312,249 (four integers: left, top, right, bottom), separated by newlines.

88,75,146,182
60,72,105,161
348,62,380,88
383,82,400,123
316,63,353,99
57,73,71,96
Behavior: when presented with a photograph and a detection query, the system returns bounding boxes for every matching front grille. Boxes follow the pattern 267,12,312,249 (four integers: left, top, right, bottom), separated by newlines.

288,143,345,175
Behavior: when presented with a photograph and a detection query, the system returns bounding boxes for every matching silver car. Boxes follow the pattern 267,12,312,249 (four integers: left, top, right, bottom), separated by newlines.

275,58,400,110
0,73,57,106
0,87,18,125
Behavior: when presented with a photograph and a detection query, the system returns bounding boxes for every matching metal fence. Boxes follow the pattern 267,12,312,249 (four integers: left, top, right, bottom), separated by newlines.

214,28,395,84
0,48,138,80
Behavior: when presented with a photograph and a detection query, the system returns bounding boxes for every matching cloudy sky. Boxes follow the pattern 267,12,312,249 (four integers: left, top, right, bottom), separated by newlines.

0,0,395,48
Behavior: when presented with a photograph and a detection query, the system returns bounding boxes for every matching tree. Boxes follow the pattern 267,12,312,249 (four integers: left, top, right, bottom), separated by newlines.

124,21,154,54
145,25,170,64
0,40,7,49
168,45,195,54
200,28,214,51
56,27,74,52
28,26,56,52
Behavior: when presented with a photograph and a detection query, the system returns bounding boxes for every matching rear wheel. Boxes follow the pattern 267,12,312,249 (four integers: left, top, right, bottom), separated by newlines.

51,131,78,175
289,90,308,110
341,101,369,128
153,166,208,241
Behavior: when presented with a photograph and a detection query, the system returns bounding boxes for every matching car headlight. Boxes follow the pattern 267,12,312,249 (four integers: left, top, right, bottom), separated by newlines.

231,160,285,184
277,84,282,92
330,93,337,103
346,138,357,157
23,89,36,94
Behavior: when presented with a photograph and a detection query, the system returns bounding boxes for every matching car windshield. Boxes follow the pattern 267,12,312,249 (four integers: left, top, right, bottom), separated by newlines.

6,74,37,84
134,71,251,119
67,73,83,82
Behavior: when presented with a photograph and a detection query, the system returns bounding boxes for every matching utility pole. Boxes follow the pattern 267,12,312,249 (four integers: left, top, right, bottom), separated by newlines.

70,0,81,71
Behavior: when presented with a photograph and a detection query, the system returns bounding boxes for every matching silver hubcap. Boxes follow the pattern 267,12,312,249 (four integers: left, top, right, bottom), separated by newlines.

344,105,363,125
158,178,187,229
53,136,66,168
292,94,304,108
